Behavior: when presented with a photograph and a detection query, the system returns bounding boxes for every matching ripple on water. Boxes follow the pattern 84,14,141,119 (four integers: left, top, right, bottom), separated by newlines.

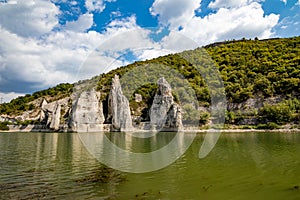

1,132,300,200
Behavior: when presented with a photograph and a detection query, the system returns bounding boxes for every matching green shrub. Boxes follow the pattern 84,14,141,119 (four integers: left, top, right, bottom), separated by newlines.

256,122,280,130
259,98,300,125
199,112,210,125
182,104,199,124
16,120,39,126
0,122,10,131
225,111,236,124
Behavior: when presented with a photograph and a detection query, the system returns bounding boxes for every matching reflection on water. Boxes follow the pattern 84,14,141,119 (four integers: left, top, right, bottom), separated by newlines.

0,132,300,199
79,131,195,173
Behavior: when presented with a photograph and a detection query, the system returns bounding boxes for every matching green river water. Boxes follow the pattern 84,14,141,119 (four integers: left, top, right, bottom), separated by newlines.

1,132,300,200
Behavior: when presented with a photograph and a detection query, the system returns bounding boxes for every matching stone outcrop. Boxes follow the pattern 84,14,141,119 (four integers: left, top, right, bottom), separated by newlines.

1,76,184,132
49,103,61,131
39,99,48,123
165,104,183,129
71,88,105,132
39,98,70,131
108,75,133,131
150,77,183,130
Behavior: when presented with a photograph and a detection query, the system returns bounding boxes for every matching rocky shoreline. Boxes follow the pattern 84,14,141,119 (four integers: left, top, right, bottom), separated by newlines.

2,119,300,133
1,126,300,133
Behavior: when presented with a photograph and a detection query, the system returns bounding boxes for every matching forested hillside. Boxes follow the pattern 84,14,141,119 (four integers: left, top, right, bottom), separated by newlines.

1,36,299,129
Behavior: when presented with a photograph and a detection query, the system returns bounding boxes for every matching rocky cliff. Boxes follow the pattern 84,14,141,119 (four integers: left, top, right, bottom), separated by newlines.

71,89,105,132
108,75,133,131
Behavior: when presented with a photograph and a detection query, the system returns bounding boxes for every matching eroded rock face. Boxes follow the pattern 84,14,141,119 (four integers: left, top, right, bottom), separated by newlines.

71,89,105,132
165,104,183,129
150,77,182,130
39,99,48,123
49,103,61,131
108,75,133,131
150,78,173,128
39,98,69,131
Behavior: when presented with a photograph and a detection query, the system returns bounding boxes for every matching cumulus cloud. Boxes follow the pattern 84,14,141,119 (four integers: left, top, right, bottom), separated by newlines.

64,13,94,32
0,0,59,37
150,0,202,30
160,31,199,52
82,16,161,73
85,0,116,13
0,27,85,92
85,0,105,13
0,92,25,103
0,7,156,101
208,0,264,8
183,2,279,44
151,0,279,46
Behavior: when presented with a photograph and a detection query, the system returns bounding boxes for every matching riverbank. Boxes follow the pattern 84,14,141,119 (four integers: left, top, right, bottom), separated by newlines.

1,124,300,133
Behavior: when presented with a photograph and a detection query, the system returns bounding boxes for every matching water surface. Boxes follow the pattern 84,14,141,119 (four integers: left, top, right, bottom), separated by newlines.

1,132,300,199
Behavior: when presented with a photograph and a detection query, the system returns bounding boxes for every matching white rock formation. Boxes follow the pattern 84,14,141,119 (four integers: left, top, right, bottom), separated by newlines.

165,104,183,129
150,77,182,130
108,75,133,131
39,99,48,123
71,88,105,132
49,103,61,131
38,98,69,131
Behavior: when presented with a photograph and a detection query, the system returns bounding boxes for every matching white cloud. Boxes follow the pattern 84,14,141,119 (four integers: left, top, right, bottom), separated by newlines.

0,0,59,37
0,92,25,103
209,0,248,8
0,25,114,91
64,13,94,32
0,27,84,89
208,0,264,8
160,31,199,52
151,0,279,46
0,11,159,102
297,0,300,5
150,0,202,30
85,0,117,13
182,2,279,45
280,0,287,5
85,0,105,13
3,0,17,5
103,16,157,50
136,48,173,61
82,16,161,73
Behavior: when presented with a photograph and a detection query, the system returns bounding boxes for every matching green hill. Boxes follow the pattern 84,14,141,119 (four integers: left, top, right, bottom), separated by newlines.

1,36,299,130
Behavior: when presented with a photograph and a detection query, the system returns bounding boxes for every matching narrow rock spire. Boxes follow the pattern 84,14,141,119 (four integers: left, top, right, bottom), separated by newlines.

108,75,133,131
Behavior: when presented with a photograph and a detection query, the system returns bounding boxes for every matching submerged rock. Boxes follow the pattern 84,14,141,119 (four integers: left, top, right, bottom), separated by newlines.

150,77,182,130
71,88,105,132
108,75,133,131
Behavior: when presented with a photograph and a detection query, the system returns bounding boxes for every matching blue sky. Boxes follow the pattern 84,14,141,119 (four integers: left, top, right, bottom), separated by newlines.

0,0,299,102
